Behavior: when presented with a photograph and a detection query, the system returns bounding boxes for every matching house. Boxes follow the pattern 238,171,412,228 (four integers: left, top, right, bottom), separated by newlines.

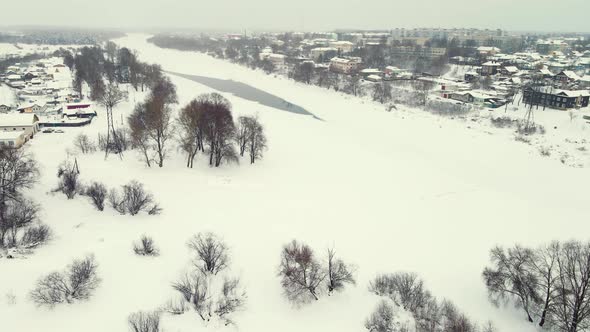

0,130,27,148
18,102,46,114
365,74,382,82
0,113,40,143
329,57,362,74
464,71,480,83
329,41,354,54
64,102,96,118
501,66,519,76
523,87,590,110
477,46,501,56
360,68,382,78
481,61,501,76
310,47,338,62
554,71,581,84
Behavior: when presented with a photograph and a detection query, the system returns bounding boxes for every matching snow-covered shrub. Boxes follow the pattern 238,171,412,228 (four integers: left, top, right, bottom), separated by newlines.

172,272,211,321
278,240,325,303
73,133,96,154
19,224,51,248
517,120,545,135
108,188,126,214
108,181,159,216
490,116,517,128
365,300,397,332
55,160,82,199
133,235,159,256
85,181,107,211
122,181,156,215
30,255,100,306
188,233,229,275
539,146,551,157
128,311,161,332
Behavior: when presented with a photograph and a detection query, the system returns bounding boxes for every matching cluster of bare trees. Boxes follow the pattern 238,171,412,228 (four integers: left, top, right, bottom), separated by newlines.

128,77,177,167
278,240,355,304
0,148,48,250
483,241,590,332
177,93,267,168
171,233,246,326
368,272,493,332
30,255,100,306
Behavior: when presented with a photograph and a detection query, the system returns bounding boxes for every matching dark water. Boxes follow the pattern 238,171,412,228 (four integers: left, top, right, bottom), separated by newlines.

167,71,322,120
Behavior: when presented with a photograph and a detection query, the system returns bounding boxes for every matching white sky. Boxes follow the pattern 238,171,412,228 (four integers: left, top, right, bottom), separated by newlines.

1,0,589,32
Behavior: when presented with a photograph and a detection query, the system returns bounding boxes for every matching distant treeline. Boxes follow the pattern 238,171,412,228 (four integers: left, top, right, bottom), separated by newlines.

0,29,124,45
147,35,222,52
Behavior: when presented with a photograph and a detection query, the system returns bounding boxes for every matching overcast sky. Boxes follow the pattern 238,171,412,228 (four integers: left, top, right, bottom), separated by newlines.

1,0,589,33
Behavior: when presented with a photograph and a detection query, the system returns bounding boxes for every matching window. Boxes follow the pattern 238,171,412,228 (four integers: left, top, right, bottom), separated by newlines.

8,141,14,147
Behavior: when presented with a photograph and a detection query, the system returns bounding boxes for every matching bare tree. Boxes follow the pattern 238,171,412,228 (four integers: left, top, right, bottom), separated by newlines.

0,147,39,248
128,311,161,332
365,300,397,332
326,248,355,294
235,116,249,157
128,102,153,167
128,78,176,167
553,241,590,332
188,233,229,275
99,83,128,159
278,240,326,303
74,133,96,154
246,117,267,164
177,98,206,168
482,245,539,323
172,272,211,320
531,242,560,327
200,93,238,167
5,199,40,247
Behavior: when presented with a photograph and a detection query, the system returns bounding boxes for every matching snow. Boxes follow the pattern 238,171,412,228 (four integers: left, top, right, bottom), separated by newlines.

1,33,590,332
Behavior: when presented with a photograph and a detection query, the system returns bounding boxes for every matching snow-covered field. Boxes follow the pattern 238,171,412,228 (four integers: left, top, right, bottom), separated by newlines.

1,33,590,332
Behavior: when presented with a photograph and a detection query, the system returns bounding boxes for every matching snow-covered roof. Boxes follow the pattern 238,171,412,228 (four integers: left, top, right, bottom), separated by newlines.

557,90,590,97
482,61,501,67
557,71,581,80
0,113,39,127
503,66,519,73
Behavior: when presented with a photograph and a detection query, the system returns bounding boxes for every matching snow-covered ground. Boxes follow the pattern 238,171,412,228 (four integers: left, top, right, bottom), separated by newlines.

1,33,590,332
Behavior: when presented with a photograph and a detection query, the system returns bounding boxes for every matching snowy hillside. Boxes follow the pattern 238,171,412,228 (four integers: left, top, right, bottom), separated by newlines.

1,33,590,332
